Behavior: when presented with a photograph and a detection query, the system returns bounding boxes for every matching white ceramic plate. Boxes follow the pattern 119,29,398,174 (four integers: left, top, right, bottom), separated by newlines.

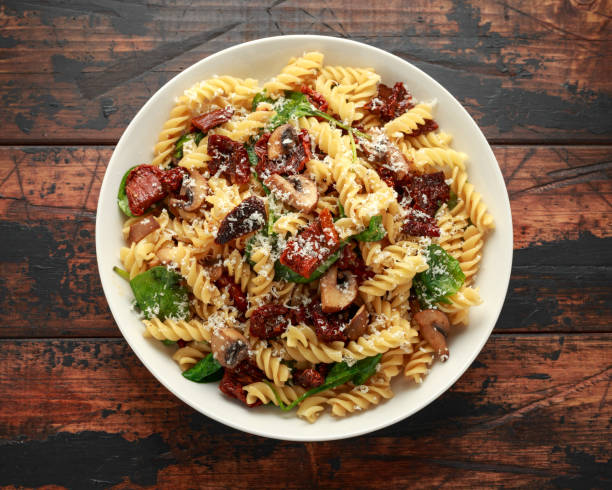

96,35,513,441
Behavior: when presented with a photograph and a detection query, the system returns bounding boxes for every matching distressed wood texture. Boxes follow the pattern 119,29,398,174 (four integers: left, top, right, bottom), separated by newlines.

0,0,611,144
0,335,610,488
0,145,609,337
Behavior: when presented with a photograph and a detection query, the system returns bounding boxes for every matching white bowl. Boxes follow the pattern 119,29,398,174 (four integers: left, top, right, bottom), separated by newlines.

96,35,513,441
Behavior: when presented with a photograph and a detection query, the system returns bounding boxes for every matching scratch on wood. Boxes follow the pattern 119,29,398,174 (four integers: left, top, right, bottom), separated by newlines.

468,366,612,432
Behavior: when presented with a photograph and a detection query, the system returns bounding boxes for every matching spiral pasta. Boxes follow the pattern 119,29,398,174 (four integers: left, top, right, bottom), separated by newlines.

120,51,494,423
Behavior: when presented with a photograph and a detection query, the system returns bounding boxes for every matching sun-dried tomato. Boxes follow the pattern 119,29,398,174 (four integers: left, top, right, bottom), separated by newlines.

366,82,414,122
125,164,186,216
409,119,439,138
216,274,248,313
336,245,374,283
309,303,348,342
300,85,329,112
191,107,234,133
249,304,290,339
293,368,325,389
404,171,449,217
219,360,265,407
401,210,440,238
215,197,267,245
396,171,450,237
279,209,340,278
207,134,250,185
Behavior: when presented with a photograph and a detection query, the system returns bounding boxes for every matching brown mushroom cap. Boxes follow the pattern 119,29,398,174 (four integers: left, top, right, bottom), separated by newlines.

346,305,369,340
413,309,451,361
320,266,358,313
211,327,248,368
170,169,208,212
264,174,318,213
268,123,300,161
127,216,160,244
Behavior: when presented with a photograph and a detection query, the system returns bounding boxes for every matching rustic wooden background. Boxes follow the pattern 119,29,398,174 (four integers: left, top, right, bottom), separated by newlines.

1,1,611,488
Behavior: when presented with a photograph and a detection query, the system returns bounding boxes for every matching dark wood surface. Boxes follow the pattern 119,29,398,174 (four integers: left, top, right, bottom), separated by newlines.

0,1,610,488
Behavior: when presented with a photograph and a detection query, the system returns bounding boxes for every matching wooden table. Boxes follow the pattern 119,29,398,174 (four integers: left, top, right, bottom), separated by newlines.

1,1,610,488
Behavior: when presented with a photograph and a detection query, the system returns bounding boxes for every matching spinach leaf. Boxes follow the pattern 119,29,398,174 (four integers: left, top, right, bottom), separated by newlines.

182,354,224,383
273,246,344,283
174,131,204,160
268,91,317,130
162,340,176,346
352,215,386,242
252,90,274,111
270,354,382,411
130,266,190,320
117,165,138,217
447,190,458,211
413,244,465,308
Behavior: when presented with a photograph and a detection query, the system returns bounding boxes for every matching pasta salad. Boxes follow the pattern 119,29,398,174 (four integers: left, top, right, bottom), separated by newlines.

114,52,494,422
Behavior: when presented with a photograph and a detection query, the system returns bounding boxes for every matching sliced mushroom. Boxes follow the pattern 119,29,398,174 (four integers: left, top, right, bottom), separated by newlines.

320,266,358,313
264,174,318,212
268,123,300,161
211,327,248,369
169,169,209,212
413,309,451,361
346,305,369,340
204,263,224,282
127,216,160,244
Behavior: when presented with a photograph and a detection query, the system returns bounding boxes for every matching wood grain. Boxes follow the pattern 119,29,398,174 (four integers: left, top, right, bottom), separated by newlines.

0,0,610,143
1,145,609,337
0,335,609,488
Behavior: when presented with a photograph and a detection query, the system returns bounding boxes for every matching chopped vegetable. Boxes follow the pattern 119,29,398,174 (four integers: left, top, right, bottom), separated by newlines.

251,89,273,111
174,131,204,160
182,354,224,383
447,190,458,211
413,244,465,308
274,246,343,283
269,354,382,411
117,166,138,217
129,266,190,320
352,215,386,242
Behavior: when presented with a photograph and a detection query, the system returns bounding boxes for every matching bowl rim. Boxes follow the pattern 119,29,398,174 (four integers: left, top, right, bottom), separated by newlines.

96,34,513,441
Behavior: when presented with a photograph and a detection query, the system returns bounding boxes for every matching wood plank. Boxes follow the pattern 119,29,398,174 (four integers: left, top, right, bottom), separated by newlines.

0,145,610,337
0,1,610,143
0,335,609,488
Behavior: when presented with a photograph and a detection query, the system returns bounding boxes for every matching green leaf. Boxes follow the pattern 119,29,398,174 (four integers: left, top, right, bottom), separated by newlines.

174,131,203,160
352,215,386,242
245,143,271,195
182,354,224,383
252,90,274,112
447,190,458,211
117,165,138,217
273,246,344,283
271,354,382,411
413,244,465,308
268,91,316,130
129,266,190,321
162,339,176,346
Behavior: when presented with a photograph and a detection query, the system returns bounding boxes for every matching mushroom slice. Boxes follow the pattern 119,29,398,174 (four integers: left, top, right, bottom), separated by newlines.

268,123,300,161
413,309,451,361
320,266,358,313
211,327,248,369
346,305,369,340
264,174,318,213
170,169,209,212
127,216,160,244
